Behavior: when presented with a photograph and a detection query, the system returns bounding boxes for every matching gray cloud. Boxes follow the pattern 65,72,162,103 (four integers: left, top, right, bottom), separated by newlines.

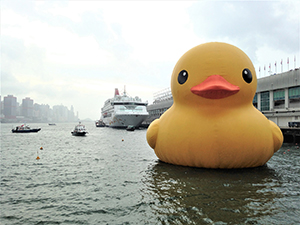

1,1,299,119
188,1,299,63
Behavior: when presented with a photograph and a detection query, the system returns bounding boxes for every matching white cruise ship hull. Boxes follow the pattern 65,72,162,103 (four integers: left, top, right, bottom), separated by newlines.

103,112,148,128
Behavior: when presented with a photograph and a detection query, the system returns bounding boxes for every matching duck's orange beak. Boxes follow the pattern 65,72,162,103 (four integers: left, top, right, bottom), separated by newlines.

191,75,240,99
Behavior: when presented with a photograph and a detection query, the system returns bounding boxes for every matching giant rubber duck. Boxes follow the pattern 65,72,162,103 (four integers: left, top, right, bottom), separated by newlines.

147,42,283,169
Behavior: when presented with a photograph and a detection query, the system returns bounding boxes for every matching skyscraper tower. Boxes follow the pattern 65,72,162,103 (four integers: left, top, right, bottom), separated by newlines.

22,97,34,118
3,95,17,119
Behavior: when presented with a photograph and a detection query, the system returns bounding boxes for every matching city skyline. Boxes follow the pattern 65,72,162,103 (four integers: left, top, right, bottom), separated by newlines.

1,94,80,123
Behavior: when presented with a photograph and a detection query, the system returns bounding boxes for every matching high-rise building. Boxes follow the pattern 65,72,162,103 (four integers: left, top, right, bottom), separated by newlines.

22,97,34,118
39,104,51,121
53,105,68,122
3,95,17,119
68,105,75,121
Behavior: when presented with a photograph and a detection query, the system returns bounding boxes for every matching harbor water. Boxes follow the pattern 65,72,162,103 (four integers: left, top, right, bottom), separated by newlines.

1,122,300,224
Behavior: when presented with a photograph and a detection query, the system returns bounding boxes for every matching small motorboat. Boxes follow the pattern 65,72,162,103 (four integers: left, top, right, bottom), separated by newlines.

48,123,56,126
95,120,105,127
126,125,135,131
71,122,88,136
12,124,41,133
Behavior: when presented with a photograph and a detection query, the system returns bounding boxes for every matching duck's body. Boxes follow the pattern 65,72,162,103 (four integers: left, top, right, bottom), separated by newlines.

148,104,282,168
147,42,283,169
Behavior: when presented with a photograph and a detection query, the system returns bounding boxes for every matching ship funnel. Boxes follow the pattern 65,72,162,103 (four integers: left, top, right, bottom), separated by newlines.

114,88,120,96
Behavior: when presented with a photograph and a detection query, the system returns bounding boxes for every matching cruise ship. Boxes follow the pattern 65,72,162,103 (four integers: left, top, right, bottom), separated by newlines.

101,88,149,128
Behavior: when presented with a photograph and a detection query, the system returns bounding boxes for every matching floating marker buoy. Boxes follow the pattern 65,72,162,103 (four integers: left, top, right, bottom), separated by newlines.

287,149,290,152
283,152,286,154
40,147,43,150
122,139,124,142
36,150,40,160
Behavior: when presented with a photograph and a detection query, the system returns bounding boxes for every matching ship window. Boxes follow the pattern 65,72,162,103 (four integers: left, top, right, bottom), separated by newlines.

113,102,147,106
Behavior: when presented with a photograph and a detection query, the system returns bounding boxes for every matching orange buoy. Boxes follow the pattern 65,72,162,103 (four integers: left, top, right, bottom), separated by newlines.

36,150,40,160
40,147,43,150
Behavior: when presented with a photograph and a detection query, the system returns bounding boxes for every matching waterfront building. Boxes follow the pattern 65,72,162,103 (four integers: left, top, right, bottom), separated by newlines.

22,97,34,119
52,104,76,122
145,87,173,124
69,105,75,122
3,95,17,119
145,69,300,128
254,69,300,127
53,105,69,122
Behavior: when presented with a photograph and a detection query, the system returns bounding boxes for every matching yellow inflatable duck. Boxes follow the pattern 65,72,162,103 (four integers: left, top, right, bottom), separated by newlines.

147,42,283,169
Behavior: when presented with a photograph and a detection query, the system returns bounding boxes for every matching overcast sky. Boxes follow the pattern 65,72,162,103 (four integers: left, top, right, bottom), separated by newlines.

1,0,299,119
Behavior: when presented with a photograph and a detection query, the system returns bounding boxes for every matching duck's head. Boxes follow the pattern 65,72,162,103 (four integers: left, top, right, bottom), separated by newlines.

171,42,257,108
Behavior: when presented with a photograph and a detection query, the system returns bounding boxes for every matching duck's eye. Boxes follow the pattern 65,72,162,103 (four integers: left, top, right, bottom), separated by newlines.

178,70,188,84
242,68,252,83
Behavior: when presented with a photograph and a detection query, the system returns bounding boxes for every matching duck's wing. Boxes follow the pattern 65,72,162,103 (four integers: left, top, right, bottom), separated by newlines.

146,119,160,149
269,120,283,152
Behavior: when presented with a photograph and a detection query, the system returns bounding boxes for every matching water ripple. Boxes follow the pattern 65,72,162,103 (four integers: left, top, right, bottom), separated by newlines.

1,124,300,224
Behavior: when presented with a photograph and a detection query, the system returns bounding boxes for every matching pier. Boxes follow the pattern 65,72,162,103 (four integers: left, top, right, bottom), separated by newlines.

281,127,300,144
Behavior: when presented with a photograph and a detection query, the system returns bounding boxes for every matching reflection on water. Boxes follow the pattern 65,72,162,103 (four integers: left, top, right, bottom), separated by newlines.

143,153,299,224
